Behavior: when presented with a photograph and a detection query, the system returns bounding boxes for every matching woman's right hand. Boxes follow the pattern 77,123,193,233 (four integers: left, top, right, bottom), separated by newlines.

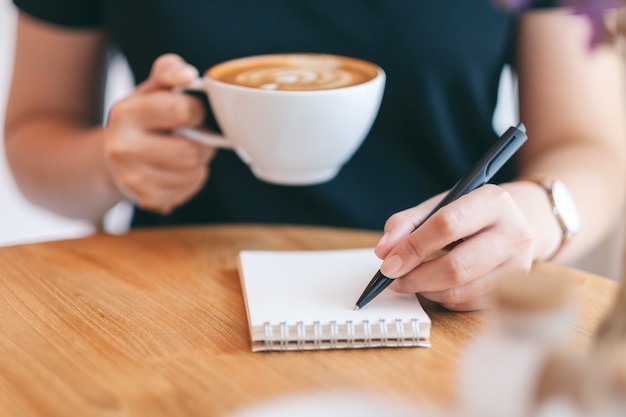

104,54,215,214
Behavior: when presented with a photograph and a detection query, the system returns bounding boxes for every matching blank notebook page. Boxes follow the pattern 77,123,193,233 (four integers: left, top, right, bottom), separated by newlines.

238,248,431,352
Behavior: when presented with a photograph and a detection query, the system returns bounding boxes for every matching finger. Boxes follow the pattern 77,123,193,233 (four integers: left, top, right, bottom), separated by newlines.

417,275,496,310
108,90,205,131
380,184,512,278
119,161,210,213
137,172,208,214
107,130,214,172
418,260,527,311
438,295,494,312
136,53,199,93
124,158,210,191
391,226,533,294
374,193,443,259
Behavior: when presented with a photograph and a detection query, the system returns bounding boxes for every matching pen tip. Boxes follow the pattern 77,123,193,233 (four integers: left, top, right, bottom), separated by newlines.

353,306,360,311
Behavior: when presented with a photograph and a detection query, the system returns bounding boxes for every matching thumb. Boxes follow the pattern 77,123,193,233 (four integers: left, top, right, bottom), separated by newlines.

136,53,199,93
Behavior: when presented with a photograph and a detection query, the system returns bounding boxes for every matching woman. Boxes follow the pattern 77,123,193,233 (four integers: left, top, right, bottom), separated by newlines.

4,1,625,310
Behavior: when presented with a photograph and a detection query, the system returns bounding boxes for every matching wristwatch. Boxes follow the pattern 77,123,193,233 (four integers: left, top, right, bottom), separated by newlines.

521,177,580,262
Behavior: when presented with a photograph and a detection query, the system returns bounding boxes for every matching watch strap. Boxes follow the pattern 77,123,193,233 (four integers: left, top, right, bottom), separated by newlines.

519,177,577,262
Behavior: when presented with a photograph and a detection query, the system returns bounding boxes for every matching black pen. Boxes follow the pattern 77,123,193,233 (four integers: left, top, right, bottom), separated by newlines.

354,122,528,310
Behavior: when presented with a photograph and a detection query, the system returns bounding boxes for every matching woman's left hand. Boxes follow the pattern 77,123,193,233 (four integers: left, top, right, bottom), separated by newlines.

375,184,536,311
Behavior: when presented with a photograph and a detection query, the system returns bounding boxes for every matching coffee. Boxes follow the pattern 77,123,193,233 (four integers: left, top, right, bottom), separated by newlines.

207,53,379,91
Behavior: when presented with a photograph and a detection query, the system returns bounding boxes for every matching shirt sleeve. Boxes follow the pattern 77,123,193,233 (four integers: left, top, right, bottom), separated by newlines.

12,0,105,28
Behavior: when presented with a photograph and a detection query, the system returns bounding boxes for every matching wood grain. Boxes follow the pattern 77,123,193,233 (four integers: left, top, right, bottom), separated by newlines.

0,224,617,416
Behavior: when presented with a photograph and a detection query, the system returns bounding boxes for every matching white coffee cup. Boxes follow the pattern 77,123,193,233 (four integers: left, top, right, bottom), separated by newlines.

176,53,385,185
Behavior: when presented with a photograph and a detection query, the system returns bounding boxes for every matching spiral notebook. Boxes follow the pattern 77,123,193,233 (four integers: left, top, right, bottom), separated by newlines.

237,248,431,352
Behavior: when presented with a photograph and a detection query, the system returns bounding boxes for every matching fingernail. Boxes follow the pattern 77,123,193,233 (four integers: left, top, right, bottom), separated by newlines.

381,255,402,277
169,65,198,82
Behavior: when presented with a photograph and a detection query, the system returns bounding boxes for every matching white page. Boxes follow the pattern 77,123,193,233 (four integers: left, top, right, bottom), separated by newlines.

238,248,430,327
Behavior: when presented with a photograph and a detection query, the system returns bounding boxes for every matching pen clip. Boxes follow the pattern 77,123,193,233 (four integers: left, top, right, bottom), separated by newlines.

485,123,527,179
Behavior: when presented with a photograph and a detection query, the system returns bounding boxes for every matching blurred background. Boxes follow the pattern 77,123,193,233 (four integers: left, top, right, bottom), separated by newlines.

0,0,94,245
0,0,132,246
0,0,623,279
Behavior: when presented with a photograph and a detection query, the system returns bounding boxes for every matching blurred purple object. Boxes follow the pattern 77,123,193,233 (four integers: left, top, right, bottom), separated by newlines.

568,0,615,45
497,0,620,46
496,0,539,10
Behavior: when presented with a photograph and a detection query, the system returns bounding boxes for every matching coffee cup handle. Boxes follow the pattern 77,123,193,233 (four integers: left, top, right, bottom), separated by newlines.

172,79,234,149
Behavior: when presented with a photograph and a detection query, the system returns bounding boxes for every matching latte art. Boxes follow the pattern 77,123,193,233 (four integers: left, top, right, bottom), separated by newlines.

208,54,379,91
237,67,356,90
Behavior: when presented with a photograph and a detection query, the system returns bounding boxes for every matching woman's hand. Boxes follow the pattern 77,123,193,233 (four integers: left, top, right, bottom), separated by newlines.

375,184,536,311
104,54,215,214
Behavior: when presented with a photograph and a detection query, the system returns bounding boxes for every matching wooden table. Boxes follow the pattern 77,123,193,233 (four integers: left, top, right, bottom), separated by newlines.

0,225,617,416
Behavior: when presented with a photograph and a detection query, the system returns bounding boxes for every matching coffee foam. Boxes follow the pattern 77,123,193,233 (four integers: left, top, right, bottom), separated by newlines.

208,54,378,91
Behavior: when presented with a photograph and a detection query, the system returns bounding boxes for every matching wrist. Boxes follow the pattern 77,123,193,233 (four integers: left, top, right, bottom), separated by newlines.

516,177,580,262
500,181,565,262
97,130,128,213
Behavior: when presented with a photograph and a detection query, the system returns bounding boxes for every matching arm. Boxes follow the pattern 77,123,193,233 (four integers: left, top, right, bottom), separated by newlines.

4,12,115,221
512,9,626,263
374,10,626,310
4,12,213,222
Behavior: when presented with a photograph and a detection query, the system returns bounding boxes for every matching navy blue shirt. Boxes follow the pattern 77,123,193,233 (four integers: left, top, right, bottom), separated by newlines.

13,0,523,230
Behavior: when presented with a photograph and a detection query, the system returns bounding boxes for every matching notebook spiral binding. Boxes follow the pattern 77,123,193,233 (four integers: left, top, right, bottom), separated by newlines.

296,321,305,349
395,318,404,347
264,322,273,350
412,317,421,345
313,321,322,349
261,318,424,351
379,318,388,345
345,320,353,348
330,320,339,349
363,319,372,346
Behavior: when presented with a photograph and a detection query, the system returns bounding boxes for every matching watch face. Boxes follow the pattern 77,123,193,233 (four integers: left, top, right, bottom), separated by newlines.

552,180,581,233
